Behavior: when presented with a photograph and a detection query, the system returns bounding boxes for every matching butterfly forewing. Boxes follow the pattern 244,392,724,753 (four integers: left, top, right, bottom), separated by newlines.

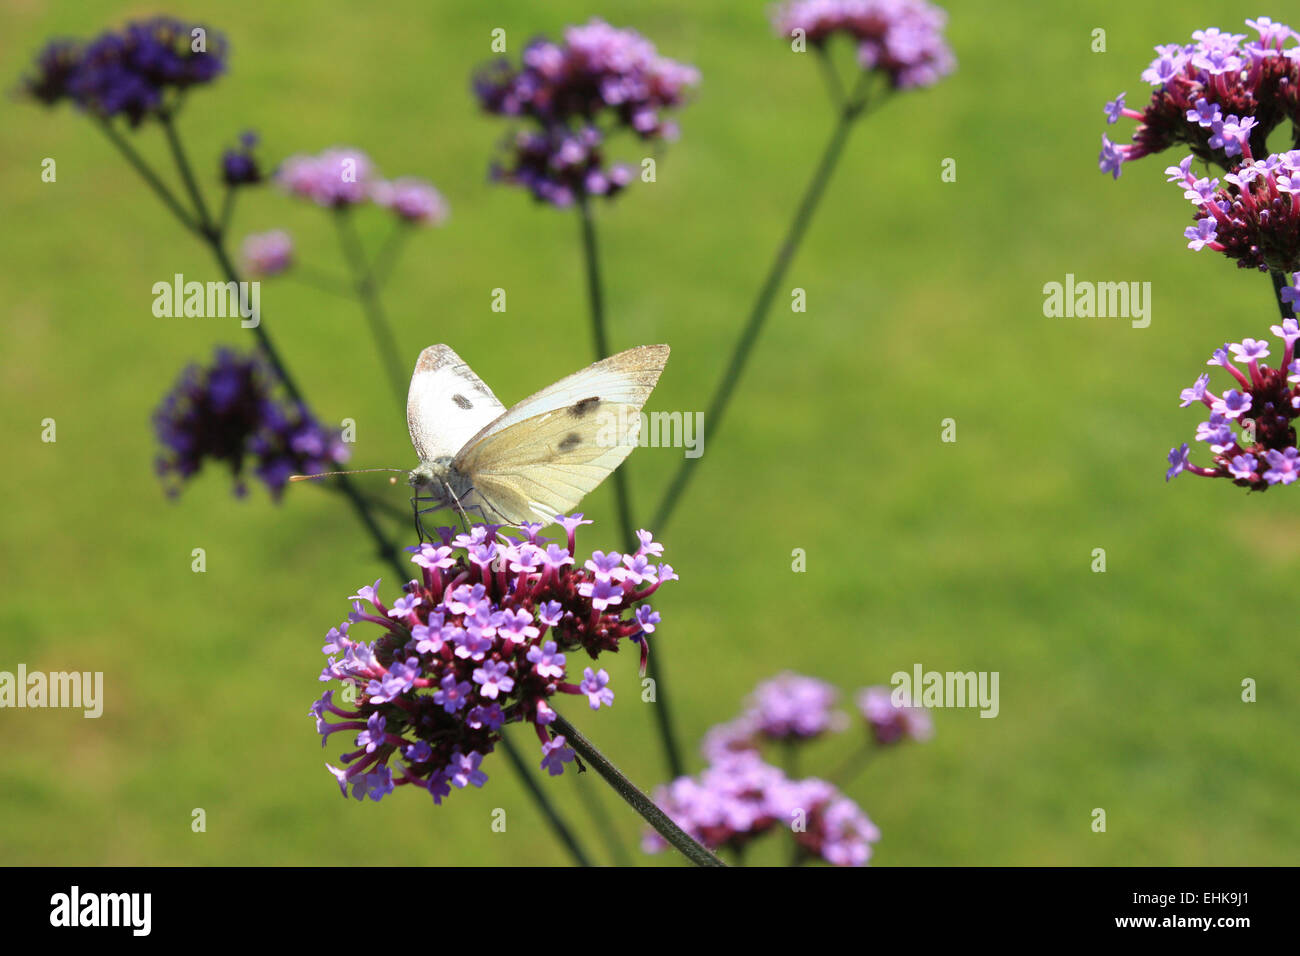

407,345,507,462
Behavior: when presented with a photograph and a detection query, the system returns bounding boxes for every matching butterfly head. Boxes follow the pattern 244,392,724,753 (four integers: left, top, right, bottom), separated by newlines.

408,457,454,491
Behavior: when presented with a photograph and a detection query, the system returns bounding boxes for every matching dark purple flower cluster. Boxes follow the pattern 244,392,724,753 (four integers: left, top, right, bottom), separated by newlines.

654,672,932,865
22,17,227,126
1167,322,1300,489
473,18,699,206
1168,150,1300,274
771,0,955,90
1098,18,1300,179
313,520,675,803
153,347,347,500
221,130,262,187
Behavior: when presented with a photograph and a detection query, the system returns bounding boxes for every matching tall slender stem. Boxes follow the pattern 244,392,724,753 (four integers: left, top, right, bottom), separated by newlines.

97,119,198,234
552,712,725,867
161,112,214,235
335,211,408,407
577,198,685,779
97,118,594,868
650,81,876,537
571,773,635,866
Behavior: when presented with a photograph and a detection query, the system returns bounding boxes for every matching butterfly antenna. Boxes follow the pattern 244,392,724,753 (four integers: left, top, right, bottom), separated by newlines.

289,468,407,483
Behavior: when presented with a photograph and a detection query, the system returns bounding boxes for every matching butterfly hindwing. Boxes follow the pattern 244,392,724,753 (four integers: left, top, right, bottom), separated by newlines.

457,401,646,523
451,344,669,524
406,345,507,462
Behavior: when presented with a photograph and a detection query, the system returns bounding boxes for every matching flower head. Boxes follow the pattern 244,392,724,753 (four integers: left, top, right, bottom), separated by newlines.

314,518,675,803
240,230,293,277
771,0,956,90
1098,19,1300,176
153,347,347,499
474,19,698,206
856,685,933,744
1167,320,1300,490
22,18,227,126
1170,151,1300,273
371,178,449,225
275,147,377,208
644,752,880,865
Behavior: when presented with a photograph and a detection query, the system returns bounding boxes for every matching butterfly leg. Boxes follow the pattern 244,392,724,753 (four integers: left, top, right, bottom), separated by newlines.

442,480,472,533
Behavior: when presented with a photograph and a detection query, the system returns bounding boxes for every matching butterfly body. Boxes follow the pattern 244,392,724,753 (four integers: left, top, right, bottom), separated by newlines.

405,343,669,528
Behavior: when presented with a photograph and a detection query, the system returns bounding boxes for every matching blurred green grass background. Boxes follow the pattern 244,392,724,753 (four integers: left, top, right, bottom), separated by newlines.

2,0,1297,866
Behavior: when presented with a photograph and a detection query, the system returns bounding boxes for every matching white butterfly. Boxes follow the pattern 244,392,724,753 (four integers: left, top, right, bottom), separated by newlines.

404,343,670,528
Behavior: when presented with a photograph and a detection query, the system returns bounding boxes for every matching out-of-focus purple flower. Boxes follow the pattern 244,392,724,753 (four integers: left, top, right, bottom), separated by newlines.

1098,18,1300,175
371,177,449,225
474,19,698,206
746,672,845,741
275,147,377,208
21,18,227,127
153,347,347,500
771,0,955,90
240,230,293,277
644,752,881,865
313,520,676,804
856,685,933,744
221,130,262,186
1167,321,1300,490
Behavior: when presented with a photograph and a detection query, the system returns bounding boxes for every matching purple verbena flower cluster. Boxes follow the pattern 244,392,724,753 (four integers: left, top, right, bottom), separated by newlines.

274,146,447,225
1167,321,1300,488
644,751,881,865
21,18,227,126
1168,150,1300,273
1098,18,1300,179
313,519,676,803
656,672,932,864
857,685,933,744
240,230,293,277
473,19,699,206
771,0,956,90
702,672,844,755
153,347,347,499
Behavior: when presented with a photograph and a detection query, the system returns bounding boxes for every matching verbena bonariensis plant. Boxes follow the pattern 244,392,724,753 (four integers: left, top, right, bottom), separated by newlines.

644,673,932,865
1095,17,1300,490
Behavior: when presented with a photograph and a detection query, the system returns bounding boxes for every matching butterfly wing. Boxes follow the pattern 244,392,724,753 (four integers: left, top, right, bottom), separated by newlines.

452,344,670,524
407,345,507,462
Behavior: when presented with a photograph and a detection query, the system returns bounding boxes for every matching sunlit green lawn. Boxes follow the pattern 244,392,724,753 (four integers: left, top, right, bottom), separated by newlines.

1,0,1297,865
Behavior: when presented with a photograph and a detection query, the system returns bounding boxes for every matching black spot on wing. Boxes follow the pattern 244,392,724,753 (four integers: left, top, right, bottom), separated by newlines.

559,433,582,452
452,393,474,410
569,396,600,417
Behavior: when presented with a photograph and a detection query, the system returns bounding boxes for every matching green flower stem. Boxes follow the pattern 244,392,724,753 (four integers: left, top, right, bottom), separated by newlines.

335,210,408,408
649,74,878,537
552,711,726,867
